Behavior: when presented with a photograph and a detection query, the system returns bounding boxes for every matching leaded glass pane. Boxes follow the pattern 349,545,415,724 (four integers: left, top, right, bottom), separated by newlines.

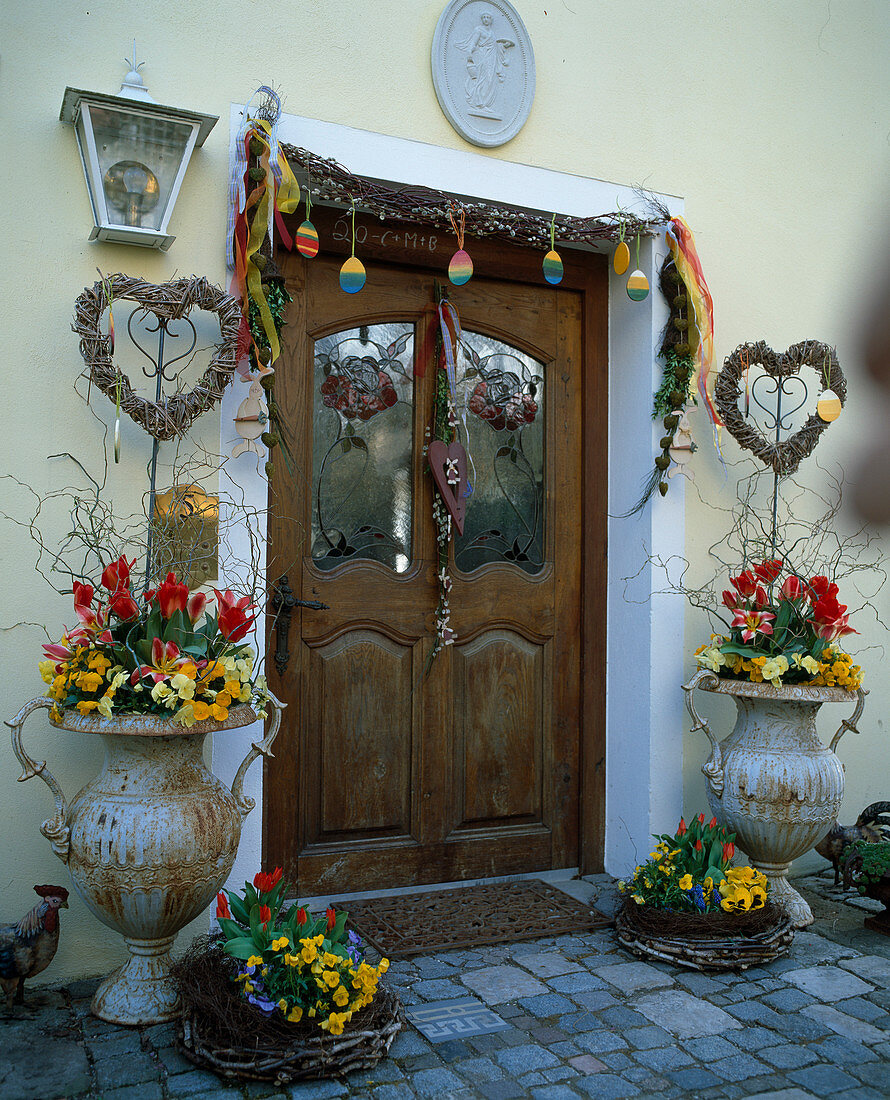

311,324,414,572
454,332,545,575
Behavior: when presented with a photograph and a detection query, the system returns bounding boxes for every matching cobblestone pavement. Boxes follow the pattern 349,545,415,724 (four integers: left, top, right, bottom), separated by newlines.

1,873,889,1100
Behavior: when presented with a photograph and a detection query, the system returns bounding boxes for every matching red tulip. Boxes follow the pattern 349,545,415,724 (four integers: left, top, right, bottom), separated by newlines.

215,589,256,644
722,842,735,861
780,575,804,600
187,592,208,624
676,817,687,836
812,595,858,641
697,813,705,824
721,590,738,611
709,817,718,828
259,905,271,929
101,555,135,593
730,571,757,598
216,892,231,919
808,576,839,603
753,585,769,609
326,907,336,932
296,906,308,926
694,839,703,851
155,573,189,619
109,587,139,621
73,581,94,609
754,559,783,584
253,866,284,894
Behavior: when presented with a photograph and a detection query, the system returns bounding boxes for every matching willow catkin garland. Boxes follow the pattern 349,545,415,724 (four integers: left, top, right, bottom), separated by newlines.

715,340,846,477
73,274,241,442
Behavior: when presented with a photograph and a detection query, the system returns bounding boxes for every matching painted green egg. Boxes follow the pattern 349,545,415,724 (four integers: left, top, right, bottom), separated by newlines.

542,249,564,285
626,268,650,302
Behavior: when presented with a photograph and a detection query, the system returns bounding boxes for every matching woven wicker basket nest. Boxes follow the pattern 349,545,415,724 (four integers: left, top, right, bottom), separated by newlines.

615,900,794,972
172,938,404,1084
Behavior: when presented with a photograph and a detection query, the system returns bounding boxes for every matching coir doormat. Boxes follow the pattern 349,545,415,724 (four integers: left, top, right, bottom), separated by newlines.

346,880,612,958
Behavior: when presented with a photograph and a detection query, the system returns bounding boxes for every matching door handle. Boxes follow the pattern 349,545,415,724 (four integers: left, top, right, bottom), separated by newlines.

270,575,330,676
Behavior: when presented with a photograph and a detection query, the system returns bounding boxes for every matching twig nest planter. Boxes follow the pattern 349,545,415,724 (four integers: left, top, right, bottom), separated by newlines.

615,900,794,971
173,939,404,1084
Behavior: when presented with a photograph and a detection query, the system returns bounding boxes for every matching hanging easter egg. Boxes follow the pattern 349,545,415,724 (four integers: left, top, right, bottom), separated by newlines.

295,220,319,258
339,256,366,294
817,388,842,422
448,249,473,286
613,241,630,275
626,269,650,301
542,249,564,285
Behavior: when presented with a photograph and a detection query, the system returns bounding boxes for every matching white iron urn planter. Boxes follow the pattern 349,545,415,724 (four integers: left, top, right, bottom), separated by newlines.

683,670,866,928
6,693,284,1026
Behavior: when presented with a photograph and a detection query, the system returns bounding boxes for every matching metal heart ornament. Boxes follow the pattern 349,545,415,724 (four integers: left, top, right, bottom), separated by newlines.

714,340,846,476
427,440,468,535
72,274,241,442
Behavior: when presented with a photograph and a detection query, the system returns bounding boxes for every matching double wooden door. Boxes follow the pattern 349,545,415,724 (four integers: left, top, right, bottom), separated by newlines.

266,216,606,895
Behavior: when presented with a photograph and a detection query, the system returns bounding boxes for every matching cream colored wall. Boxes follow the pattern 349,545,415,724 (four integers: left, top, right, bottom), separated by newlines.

1,0,888,983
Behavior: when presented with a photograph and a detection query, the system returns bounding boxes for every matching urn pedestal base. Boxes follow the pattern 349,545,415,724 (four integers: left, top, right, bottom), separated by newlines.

92,936,179,1026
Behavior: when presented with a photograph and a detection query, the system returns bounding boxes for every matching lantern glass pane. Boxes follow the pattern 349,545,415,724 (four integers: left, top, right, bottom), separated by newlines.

87,105,193,231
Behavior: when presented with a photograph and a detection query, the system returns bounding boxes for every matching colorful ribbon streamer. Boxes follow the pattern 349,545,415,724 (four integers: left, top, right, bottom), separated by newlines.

666,217,721,440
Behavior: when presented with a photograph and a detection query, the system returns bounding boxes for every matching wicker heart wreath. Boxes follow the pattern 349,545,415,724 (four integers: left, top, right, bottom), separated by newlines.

73,274,241,442
714,340,846,476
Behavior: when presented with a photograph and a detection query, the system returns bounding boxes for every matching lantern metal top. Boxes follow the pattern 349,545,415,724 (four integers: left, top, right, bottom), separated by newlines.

60,88,218,147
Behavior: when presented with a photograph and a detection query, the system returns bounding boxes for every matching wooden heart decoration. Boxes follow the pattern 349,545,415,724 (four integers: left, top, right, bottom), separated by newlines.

715,340,846,476
428,440,468,535
73,274,241,442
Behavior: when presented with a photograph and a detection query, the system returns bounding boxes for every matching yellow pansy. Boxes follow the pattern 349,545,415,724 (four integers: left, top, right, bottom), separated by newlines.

333,985,350,1007
322,970,340,989
272,936,290,951
247,955,264,967
77,670,104,693
287,1005,303,1022
678,874,693,891
76,699,99,714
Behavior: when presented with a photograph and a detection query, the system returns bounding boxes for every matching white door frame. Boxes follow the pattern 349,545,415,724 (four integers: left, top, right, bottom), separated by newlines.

215,108,688,892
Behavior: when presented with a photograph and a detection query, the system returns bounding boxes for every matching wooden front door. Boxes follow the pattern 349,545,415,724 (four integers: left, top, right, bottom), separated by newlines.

266,213,607,896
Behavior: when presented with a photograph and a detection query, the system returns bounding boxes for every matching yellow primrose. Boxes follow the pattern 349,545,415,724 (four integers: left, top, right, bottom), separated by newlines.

170,673,196,699
696,646,726,673
632,894,645,905
151,681,173,702
97,696,114,718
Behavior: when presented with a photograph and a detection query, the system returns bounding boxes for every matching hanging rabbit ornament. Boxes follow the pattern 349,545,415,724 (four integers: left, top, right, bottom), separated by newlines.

447,205,473,286
295,184,319,258
817,349,842,422
542,213,564,285
626,233,650,302
613,208,630,276
339,198,366,294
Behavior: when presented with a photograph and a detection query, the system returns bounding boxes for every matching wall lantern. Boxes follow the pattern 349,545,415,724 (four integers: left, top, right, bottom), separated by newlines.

60,50,218,251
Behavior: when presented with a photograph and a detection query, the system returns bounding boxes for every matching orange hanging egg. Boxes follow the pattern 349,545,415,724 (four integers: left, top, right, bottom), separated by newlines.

613,241,630,275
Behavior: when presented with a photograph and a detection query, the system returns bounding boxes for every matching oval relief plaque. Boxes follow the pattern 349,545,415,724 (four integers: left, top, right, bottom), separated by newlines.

432,0,536,148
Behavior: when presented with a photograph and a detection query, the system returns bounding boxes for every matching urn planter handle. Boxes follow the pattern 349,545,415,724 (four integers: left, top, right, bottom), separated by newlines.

5,697,71,861
829,685,868,753
683,669,725,798
229,689,286,818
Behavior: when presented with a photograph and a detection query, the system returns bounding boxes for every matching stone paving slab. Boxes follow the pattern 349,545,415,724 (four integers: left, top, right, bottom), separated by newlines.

1,873,889,1099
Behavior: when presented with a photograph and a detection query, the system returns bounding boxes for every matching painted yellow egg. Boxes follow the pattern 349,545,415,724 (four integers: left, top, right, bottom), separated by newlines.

817,389,841,422
613,241,630,275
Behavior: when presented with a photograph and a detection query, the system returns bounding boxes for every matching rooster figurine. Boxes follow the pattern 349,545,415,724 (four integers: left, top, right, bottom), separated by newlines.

0,885,69,1009
816,802,890,884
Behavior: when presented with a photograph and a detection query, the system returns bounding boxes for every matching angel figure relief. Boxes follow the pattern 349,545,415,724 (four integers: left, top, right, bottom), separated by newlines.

457,10,515,119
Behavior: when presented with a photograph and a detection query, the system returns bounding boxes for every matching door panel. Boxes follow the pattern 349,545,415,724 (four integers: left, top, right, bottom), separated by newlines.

266,220,602,894
452,629,547,828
